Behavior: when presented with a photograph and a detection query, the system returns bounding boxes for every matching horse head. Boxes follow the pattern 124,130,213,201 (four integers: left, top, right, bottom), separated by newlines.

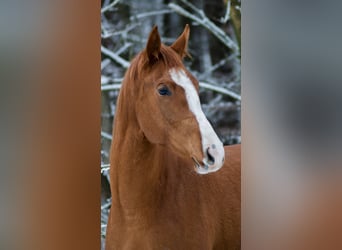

130,25,225,174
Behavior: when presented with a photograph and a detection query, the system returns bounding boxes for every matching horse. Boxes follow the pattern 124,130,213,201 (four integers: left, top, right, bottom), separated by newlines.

105,25,241,250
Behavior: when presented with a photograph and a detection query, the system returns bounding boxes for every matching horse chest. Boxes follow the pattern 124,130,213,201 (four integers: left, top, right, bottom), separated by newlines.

112,224,213,250
108,203,216,250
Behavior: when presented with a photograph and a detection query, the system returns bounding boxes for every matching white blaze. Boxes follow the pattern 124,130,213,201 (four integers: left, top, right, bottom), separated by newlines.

169,68,225,173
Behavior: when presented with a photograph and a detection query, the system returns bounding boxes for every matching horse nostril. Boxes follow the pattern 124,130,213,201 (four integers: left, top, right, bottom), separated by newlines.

206,147,215,165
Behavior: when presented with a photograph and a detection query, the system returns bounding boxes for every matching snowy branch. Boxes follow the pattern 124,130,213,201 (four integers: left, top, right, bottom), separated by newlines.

101,0,121,14
101,164,110,174
101,45,130,68
101,201,111,210
168,2,239,52
101,131,112,140
199,82,241,101
102,23,139,39
130,9,173,21
101,59,111,70
101,76,123,85
101,83,122,91
201,58,230,78
220,0,231,23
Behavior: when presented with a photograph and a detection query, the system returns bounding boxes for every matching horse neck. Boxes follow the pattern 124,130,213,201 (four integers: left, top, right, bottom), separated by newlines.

110,78,173,213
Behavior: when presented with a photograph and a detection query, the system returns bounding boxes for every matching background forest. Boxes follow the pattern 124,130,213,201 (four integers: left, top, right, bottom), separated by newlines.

101,0,241,248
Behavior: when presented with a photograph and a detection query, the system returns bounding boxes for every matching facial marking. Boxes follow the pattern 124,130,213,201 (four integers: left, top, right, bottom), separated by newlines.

169,68,225,173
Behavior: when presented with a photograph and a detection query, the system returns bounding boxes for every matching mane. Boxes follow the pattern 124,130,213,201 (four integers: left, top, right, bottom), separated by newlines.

128,44,184,81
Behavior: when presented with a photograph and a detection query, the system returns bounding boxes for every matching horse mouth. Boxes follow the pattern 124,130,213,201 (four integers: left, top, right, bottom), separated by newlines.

192,157,211,174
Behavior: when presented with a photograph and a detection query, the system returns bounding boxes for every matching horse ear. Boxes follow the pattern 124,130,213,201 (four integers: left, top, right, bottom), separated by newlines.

171,24,190,58
146,26,161,62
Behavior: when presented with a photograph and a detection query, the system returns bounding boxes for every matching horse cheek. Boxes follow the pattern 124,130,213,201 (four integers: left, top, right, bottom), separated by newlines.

137,106,166,144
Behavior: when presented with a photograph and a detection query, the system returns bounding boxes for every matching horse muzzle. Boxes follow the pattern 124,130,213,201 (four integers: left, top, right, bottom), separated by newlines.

192,143,225,174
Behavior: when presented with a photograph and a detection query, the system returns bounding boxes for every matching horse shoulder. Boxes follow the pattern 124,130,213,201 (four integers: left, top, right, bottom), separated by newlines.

200,144,240,249
220,144,241,248
223,144,241,185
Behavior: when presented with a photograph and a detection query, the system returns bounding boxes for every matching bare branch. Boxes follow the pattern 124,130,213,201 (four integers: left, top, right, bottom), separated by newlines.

201,58,229,78
101,0,121,14
201,52,238,78
101,59,111,70
220,0,231,23
101,45,130,68
168,3,239,52
101,76,123,85
114,42,133,56
101,23,139,39
179,0,204,17
101,83,122,91
199,82,241,101
130,9,173,21
101,164,110,174
101,201,111,210
101,131,112,140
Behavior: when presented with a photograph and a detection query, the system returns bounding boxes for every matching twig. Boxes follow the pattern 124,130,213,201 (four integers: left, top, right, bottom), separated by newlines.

115,42,133,56
101,201,112,210
220,0,231,23
101,59,111,70
101,164,110,174
201,58,229,78
101,0,121,14
201,52,238,78
130,9,173,21
179,0,204,17
101,84,122,91
101,168,110,174
101,23,139,39
101,76,123,85
101,131,112,140
199,82,241,101
101,45,130,68
168,3,239,52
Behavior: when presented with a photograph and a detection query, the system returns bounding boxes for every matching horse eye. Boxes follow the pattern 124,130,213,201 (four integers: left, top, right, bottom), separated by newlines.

157,86,171,96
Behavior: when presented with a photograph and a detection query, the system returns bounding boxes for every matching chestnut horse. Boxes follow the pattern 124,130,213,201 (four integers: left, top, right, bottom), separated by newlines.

105,25,240,250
